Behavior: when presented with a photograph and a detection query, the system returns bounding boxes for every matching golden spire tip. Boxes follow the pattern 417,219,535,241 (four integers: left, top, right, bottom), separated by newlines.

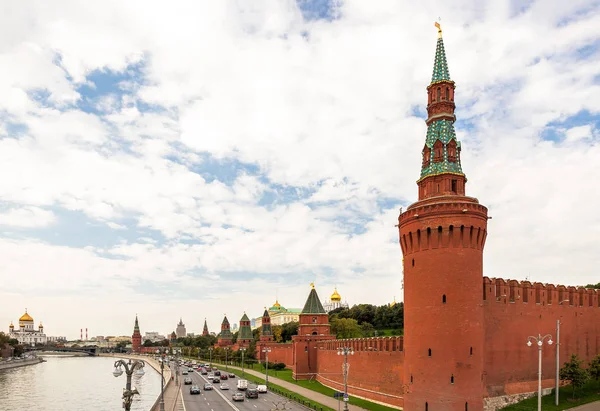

434,22,442,38
310,282,315,289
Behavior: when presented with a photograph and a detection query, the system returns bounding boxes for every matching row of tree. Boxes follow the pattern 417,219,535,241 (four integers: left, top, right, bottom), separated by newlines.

561,354,600,398
0,332,24,357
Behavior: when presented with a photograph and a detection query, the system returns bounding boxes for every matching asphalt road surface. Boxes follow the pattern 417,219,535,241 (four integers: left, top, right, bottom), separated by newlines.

181,366,309,411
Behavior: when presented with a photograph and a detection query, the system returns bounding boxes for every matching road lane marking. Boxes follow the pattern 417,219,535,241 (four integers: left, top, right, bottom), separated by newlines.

193,370,240,411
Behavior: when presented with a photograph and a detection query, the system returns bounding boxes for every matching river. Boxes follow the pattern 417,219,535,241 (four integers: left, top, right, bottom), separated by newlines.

0,355,162,411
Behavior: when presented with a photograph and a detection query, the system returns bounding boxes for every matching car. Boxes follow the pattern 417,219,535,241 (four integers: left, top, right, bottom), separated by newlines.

237,379,248,391
203,383,213,391
213,377,221,384
220,374,228,380
188,367,194,372
214,370,221,376
220,383,230,390
228,372,235,378
182,370,188,375
257,385,267,393
232,392,244,402
184,377,193,385
201,369,208,375
207,373,214,379
190,385,200,395
245,388,258,399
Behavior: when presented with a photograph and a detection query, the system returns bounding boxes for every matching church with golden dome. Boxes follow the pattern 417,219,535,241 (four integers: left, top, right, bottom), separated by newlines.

8,310,47,346
322,287,349,313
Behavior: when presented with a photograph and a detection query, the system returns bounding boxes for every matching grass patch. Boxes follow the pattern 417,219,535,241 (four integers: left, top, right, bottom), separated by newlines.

500,379,600,410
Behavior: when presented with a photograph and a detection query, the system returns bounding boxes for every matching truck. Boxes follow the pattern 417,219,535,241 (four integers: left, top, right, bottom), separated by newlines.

237,379,248,391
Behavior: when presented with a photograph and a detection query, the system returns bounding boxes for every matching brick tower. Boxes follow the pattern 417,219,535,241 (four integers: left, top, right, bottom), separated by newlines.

260,308,273,342
292,284,335,380
202,318,209,336
398,23,489,411
217,315,233,347
237,312,254,348
131,315,141,353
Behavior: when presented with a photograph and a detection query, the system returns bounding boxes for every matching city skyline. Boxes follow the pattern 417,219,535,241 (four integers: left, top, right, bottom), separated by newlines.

1,0,599,339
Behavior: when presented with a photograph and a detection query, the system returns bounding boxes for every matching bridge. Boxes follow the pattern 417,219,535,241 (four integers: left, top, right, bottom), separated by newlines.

29,347,97,356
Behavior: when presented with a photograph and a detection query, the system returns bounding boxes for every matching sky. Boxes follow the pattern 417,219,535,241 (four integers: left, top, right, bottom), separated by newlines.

1,0,599,340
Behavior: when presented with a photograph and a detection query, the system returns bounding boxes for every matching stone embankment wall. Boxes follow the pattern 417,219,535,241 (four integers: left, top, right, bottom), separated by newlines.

0,357,44,370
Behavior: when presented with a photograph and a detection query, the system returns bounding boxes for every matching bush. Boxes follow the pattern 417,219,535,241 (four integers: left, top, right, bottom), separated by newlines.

272,362,286,371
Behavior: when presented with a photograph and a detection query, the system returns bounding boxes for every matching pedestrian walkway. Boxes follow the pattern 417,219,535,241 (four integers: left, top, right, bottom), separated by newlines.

570,400,600,410
215,363,368,411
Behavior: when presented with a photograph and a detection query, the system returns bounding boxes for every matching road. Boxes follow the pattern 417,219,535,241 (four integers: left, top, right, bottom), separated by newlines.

180,365,309,411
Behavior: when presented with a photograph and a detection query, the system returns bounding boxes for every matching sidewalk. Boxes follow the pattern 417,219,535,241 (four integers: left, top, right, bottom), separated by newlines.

211,362,367,411
570,401,600,410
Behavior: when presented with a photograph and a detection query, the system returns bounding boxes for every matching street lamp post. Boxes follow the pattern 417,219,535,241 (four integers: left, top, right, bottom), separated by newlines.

240,347,247,377
262,347,272,388
174,348,181,385
337,347,354,411
225,347,230,371
527,333,553,411
209,347,213,369
155,349,166,411
112,358,145,411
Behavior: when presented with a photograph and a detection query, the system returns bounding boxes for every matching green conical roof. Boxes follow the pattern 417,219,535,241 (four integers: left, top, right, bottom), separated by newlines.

302,287,326,314
222,316,230,325
431,36,451,83
134,315,140,332
262,309,270,318
238,315,253,341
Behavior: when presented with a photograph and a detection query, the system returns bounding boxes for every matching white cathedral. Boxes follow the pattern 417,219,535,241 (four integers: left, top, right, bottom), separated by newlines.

8,310,47,346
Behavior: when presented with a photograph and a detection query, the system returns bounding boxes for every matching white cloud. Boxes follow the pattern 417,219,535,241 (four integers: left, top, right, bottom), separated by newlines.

0,206,55,227
0,0,599,338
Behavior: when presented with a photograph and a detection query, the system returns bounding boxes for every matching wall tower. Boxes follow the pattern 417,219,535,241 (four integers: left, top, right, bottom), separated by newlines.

217,315,233,347
398,23,489,411
237,312,254,347
202,318,209,336
131,315,141,353
260,308,274,342
292,284,335,380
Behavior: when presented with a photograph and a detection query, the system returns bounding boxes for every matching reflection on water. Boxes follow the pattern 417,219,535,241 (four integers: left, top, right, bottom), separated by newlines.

0,355,161,411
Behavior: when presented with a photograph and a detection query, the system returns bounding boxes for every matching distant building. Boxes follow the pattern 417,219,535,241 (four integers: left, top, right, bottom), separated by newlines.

322,287,349,313
232,323,238,331
202,319,209,336
176,318,186,338
144,332,166,343
267,300,302,326
8,310,47,346
131,315,141,353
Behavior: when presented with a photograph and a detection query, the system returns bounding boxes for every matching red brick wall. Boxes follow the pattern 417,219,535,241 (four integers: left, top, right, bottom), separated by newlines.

256,342,294,368
316,337,405,408
483,278,600,396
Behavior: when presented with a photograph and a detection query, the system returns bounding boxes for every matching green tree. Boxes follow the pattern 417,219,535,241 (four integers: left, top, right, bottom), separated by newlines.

585,283,600,289
331,318,362,339
280,322,298,342
272,325,283,343
560,354,590,399
360,322,376,338
589,355,600,380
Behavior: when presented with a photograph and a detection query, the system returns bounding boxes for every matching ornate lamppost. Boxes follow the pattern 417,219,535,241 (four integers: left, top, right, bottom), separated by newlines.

155,348,166,411
527,333,553,411
208,347,213,369
173,348,181,385
112,358,145,411
240,347,247,377
337,346,354,411
262,347,272,388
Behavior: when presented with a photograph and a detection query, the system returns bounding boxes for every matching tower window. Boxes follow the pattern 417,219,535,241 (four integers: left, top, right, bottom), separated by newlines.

312,317,317,323
446,87,449,100
411,374,413,383
426,402,428,411
465,402,468,411
470,347,473,356
412,258,415,267
442,294,447,304
437,87,441,100
451,179,457,193
451,374,454,384
428,348,432,357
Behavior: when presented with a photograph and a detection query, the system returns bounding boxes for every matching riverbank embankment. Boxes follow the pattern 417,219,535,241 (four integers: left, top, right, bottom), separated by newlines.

0,357,44,371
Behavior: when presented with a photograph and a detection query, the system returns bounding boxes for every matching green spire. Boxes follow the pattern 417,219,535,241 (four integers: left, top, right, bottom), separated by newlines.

219,315,233,340
134,315,140,332
261,309,272,337
302,286,326,314
238,313,253,341
431,36,451,83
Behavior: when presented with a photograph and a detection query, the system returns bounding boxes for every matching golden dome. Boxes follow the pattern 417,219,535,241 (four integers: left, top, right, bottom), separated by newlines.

273,300,281,308
9,321,14,328
19,311,33,322
330,288,342,302
390,297,397,307
39,322,43,328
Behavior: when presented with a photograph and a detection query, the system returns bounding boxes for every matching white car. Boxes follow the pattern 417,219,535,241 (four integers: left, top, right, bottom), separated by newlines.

257,385,267,393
